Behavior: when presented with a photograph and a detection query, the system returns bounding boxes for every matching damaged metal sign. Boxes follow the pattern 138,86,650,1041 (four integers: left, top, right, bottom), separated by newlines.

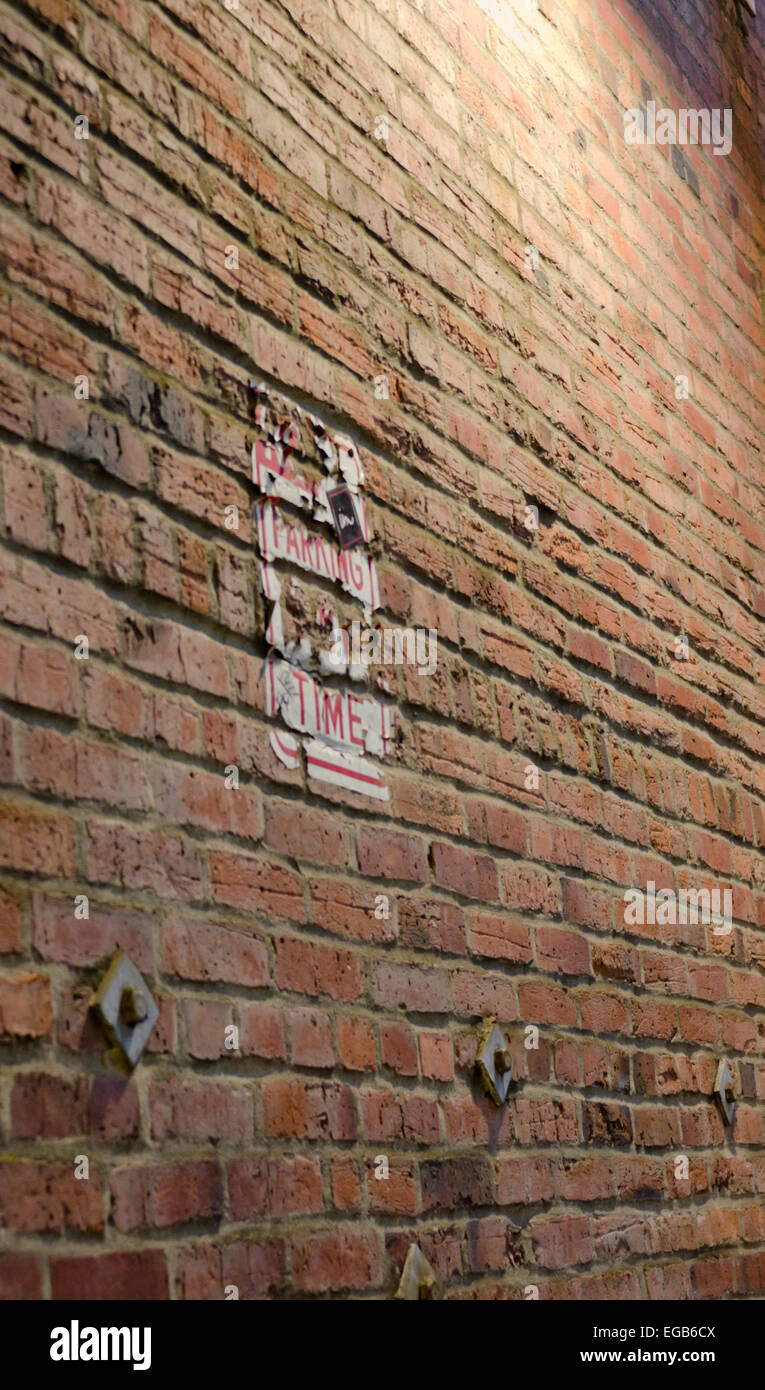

250,381,393,800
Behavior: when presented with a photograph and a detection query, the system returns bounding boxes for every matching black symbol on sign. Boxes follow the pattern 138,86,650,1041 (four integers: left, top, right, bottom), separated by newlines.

327,485,364,550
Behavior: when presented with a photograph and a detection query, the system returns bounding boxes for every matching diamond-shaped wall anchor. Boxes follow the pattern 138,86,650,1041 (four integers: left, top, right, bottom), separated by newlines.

714,1058,736,1127
91,951,159,1068
476,1016,514,1106
394,1244,438,1300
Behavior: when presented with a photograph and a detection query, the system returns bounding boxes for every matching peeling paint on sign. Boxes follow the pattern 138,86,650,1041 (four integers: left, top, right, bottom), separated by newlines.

269,728,300,771
304,738,389,801
255,502,379,609
264,658,393,758
250,381,393,800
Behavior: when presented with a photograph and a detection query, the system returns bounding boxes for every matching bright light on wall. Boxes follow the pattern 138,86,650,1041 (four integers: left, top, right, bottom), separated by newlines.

471,0,542,56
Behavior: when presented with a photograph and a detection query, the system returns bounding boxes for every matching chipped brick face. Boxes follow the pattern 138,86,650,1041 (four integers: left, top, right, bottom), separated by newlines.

0,0,763,1302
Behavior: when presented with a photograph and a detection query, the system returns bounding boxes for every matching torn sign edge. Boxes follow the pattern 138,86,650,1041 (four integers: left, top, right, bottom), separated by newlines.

249,380,304,452
252,439,314,511
269,728,300,770
296,414,364,491
304,738,390,801
333,433,364,490
259,560,349,674
259,560,285,651
249,380,364,487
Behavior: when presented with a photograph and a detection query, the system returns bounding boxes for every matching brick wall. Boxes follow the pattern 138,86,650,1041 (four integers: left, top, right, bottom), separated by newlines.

0,0,764,1301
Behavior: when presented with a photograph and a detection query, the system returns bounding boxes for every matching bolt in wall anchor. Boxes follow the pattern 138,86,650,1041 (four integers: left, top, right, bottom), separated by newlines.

714,1058,736,1127
475,1017,514,1106
91,950,159,1069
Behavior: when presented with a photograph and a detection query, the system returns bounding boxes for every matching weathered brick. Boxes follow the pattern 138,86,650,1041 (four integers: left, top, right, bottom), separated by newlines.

0,1160,102,1231
111,1161,223,1231
50,1251,169,1301
149,1079,252,1143
291,1227,381,1293
0,0,761,1308
228,1156,323,1221
421,1156,493,1212
262,1077,357,1142
0,1252,41,1300
0,973,52,1038
162,913,268,986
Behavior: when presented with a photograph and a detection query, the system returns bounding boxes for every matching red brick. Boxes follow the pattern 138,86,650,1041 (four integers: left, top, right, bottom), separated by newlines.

89,1075,141,1140
240,1002,285,1060
287,1007,335,1068
265,800,351,868
11,1071,89,1137
86,822,203,900
470,910,532,963
418,1031,454,1082
399,896,467,954
162,913,268,987
0,883,24,953
496,1156,554,1206
367,1157,417,1215
219,1240,285,1299
0,1161,102,1231
275,935,363,1002
421,1157,493,1211
331,1156,362,1213
228,1157,323,1221
380,1020,418,1076
2,452,48,549
465,1215,524,1273
291,1227,382,1293
209,852,305,921
372,961,450,1014
149,1079,252,1143
356,825,429,882
0,1252,41,1299
50,1251,168,1300
182,998,233,1060
518,980,577,1027
0,973,52,1038
309,876,396,944
262,1078,356,1141
529,1213,592,1270
33,894,154,972
111,1161,223,1231
337,1014,376,1072
0,802,75,876
432,840,498,901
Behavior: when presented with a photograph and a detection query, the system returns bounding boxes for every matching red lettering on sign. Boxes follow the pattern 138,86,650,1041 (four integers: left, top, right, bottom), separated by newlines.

323,690,345,742
349,553,365,592
312,678,322,731
291,668,312,728
255,439,278,474
314,536,333,580
285,525,301,562
347,693,364,749
300,531,314,568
